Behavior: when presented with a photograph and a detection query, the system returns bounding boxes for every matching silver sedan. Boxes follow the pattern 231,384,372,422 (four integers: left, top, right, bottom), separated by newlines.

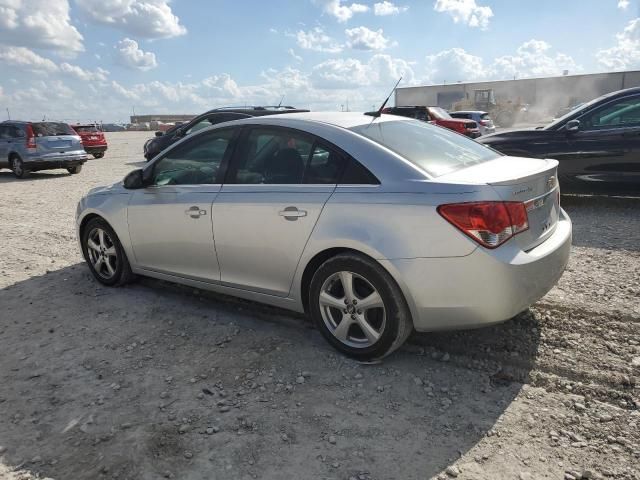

76,112,572,360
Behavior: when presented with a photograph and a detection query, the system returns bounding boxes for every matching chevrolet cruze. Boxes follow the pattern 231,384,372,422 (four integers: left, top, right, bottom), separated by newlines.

76,112,572,360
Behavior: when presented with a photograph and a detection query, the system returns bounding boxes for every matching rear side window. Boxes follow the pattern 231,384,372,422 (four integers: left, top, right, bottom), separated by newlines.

451,113,471,119
350,119,499,177
32,122,75,136
340,158,380,185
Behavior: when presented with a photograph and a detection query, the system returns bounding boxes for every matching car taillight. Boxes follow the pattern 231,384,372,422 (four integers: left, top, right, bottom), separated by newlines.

480,120,488,126
26,124,36,149
437,201,529,248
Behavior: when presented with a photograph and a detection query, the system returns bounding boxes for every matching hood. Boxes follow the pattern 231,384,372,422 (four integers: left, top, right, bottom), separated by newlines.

478,128,549,143
87,182,126,196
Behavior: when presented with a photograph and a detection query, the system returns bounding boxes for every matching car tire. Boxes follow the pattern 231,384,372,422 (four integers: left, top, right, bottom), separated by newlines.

67,165,83,174
309,253,413,361
10,156,28,179
93,153,104,159
81,217,135,287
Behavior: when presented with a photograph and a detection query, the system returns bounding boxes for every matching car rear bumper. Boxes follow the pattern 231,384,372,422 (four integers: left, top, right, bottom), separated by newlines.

383,208,572,332
84,145,108,154
23,154,88,171
466,131,482,138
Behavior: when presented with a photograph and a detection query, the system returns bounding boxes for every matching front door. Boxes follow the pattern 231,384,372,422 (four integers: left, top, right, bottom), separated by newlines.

127,128,237,281
213,126,344,296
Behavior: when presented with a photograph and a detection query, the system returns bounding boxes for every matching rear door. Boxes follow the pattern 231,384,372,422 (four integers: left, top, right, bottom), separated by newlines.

127,127,239,281
32,122,84,156
565,93,640,192
212,126,342,296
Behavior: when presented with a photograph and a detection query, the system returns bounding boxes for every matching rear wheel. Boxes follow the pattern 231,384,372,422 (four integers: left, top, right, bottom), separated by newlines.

309,253,413,360
81,217,134,286
10,156,28,179
93,152,104,159
67,165,83,174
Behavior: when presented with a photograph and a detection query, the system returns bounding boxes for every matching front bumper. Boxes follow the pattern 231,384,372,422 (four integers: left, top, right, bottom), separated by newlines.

383,209,572,332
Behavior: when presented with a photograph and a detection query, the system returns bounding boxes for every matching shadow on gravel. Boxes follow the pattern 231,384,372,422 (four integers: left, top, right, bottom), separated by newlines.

0,171,71,183
0,264,540,480
561,194,640,251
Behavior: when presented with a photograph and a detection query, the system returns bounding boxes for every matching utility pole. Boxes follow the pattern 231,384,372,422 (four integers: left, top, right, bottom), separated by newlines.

5,108,9,120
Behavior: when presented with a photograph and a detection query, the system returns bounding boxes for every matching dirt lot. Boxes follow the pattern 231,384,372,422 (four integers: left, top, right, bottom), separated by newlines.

0,132,639,480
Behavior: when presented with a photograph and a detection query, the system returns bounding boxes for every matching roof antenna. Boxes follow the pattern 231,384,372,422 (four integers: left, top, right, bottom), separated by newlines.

277,95,285,108
366,77,402,118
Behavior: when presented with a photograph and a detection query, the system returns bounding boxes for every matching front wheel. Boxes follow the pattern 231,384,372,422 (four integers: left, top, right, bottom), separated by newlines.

309,253,413,360
67,165,83,174
81,217,134,286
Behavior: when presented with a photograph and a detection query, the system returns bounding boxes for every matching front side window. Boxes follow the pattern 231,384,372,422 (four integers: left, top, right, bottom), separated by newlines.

186,119,214,135
227,128,314,184
351,119,499,177
580,95,640,130
151,129,235,186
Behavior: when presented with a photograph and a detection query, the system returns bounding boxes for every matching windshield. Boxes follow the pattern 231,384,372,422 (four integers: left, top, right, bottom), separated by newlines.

351,119,500,177
428,107,452,120
32,122,76,136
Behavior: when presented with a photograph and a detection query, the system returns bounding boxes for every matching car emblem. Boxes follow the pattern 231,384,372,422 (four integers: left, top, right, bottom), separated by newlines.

547,176,556,190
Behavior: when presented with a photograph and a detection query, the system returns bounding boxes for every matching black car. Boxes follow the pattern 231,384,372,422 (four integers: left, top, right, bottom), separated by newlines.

143,106,309,160
478,87,640,195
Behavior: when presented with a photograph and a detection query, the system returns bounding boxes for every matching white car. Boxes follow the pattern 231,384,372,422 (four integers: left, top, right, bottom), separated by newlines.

76,112,571,359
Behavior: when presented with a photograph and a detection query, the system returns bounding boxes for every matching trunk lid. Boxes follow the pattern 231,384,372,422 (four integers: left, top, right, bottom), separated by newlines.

437,156,561,251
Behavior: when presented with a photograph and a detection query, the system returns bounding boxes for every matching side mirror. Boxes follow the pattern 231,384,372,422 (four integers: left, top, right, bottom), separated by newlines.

175,128,186,138
155,131,163,137
123,169,145,189
565,119,580,133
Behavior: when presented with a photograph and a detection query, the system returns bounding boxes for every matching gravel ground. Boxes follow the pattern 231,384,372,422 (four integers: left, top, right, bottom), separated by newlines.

0,132,638,480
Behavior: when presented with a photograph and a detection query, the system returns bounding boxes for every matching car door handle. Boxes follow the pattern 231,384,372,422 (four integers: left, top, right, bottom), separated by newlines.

185,206,207,218
279,206,307,220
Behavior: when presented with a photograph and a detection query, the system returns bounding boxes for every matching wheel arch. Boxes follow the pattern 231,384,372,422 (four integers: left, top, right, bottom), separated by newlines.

297,247,418,327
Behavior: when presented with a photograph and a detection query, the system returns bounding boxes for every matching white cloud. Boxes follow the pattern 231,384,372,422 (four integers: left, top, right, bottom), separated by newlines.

288,48,303,62
60,63,109,81
75,0,186,39
313,0,369,22
115,38,158,71
373,1,407,15
423,40,580,83
597,18,640,70
618,0,630,9
433,0,493,30
0,45,59,72
0,0,83,55
312,54,414,88
345,26,392,50
292,27,343,53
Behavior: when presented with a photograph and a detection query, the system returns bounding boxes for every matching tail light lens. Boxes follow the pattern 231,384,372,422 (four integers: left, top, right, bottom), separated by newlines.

25,124,36,149
437,201,529,248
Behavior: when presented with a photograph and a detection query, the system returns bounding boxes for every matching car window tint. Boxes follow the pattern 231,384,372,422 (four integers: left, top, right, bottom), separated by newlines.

152,129,235,186
0,126,10,139
340,158,380,185
74,126,99,133
32,122,75,136
186,119,214,135
581,96,640,129
228,128,313,184
304,144,345,184
351,119,499,177
10,126,23,138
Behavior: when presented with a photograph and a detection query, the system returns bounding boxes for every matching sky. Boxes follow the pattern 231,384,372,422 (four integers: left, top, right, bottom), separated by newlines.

0,0,639,123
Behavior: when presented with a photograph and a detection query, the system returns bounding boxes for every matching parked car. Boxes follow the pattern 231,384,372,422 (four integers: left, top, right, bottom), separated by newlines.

450,110,496,135
0,121,87,178
478,87,640,195
76,112,571,360
382,106,481,138
143,106,309,160
72,124,108,158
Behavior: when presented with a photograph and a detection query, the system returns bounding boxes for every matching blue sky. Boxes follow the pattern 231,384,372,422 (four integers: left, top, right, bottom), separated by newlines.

0,0,638,122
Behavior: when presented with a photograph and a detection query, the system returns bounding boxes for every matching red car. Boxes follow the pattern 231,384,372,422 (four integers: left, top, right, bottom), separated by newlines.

72,124,108,158
382,106,481,138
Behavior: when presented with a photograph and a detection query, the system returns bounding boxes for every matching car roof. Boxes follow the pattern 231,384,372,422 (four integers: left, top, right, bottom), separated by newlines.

227,111,412,129
451,110,487,115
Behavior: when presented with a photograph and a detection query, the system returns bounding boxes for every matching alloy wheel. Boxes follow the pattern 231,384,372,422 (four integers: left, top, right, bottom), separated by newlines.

86,227,118,279
319,271,386,348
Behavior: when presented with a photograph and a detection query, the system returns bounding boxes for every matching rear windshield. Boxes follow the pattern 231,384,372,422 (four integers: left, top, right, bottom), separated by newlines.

32,122,76,136
73,125,100,133
351,119,500,177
